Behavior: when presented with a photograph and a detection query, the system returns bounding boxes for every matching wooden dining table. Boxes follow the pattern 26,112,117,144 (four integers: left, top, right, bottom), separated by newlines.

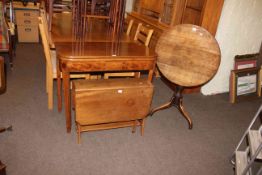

51,12,130,45
51,12,157,133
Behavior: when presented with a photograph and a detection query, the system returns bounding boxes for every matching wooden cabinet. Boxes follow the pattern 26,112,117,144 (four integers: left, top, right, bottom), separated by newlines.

130,0,224,46
14,2,40,43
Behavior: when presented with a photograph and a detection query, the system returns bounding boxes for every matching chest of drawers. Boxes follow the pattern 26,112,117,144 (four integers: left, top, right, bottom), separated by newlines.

14,2,39,43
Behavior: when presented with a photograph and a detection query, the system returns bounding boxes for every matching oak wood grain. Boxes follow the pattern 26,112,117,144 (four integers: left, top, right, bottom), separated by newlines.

156,24,221,87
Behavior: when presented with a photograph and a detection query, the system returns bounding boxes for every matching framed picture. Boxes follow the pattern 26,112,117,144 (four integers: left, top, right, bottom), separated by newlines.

234,53,259,70
230,68,260,103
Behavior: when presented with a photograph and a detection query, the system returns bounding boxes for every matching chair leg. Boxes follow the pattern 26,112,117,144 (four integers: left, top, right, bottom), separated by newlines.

77,124,81,144
47,76,53,110
135,72,141,78
7,49,13,68
132,120,137,133
12,35,16,57
140,119,145,136
46,67,49,93
104,74,109,79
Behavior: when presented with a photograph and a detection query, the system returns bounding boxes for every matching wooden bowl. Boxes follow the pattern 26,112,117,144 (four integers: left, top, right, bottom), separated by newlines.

156,24,221,87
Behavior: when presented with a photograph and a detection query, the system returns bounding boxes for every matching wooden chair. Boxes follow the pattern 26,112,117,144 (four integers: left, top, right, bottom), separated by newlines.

39,16,90,110
134,23,154,47
125,18,133,36
39,9,54,48
104,23,154,79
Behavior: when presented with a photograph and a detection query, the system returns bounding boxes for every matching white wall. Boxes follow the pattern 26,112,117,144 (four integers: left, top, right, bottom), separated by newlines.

201,0,262,95
125,0,133,12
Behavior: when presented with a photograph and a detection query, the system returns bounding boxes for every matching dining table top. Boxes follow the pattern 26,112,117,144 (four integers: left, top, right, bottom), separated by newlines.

51,12,131,43
55,42,156,60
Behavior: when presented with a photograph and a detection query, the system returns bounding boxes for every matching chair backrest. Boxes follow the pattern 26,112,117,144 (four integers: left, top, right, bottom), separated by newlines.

125,18,133,36
0,56,5,94
134,23,154,47
38,17,53,76
39,9,54,48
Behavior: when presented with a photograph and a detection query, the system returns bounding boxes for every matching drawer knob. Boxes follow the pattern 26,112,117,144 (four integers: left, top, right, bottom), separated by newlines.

25,28,31,32
24,13,30,16
24,20,31,24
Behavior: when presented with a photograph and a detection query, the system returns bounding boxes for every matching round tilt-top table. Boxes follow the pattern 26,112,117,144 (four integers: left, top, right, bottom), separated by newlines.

151,24,221,129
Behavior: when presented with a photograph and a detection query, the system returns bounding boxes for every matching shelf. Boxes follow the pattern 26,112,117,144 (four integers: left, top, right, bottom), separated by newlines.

248,130,262,159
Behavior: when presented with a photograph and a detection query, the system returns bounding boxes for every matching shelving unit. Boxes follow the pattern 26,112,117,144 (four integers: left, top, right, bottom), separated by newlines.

231,105,262,175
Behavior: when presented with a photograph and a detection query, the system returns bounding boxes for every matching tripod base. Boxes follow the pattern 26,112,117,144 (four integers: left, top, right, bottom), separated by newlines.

150,86,193,129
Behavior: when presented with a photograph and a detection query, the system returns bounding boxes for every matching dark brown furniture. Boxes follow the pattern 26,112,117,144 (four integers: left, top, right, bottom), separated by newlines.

55,42,156,133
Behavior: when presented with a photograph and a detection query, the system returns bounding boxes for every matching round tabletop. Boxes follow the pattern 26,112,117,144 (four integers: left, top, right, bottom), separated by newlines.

156,24,221,87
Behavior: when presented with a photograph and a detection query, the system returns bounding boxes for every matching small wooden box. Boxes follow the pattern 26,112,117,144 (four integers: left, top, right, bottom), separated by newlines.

73,78,154,143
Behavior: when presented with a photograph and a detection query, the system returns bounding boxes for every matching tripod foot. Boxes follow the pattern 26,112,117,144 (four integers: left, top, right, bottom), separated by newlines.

150,101,173,116
177,99,193,129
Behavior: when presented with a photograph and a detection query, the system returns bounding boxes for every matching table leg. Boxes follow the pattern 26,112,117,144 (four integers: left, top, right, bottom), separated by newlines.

148,69,154,82
62,71,71,133
57,58,62,112
150,85,193,129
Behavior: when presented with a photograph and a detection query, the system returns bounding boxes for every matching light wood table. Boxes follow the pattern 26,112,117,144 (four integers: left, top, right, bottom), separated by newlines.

55,42,156,133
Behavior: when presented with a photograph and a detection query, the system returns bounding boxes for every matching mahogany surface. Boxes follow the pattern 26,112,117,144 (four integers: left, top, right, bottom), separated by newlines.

55,42,156,133
156,24,221,87
51,12,130,44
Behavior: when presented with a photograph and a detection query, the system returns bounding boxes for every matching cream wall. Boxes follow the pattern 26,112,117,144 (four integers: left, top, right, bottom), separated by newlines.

202,0,262,95
125,0,133,12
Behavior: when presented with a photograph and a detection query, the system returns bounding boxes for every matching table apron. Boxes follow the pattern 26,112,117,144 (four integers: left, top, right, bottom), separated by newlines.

60,60,155,72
